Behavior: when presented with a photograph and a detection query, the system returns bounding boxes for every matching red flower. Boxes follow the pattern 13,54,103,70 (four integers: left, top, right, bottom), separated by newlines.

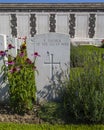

26,58,32,64
34,52,40,57
8,44,15,49
0,51,6,57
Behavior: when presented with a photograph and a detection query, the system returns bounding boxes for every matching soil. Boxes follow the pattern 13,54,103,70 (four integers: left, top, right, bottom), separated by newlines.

0,104,44,124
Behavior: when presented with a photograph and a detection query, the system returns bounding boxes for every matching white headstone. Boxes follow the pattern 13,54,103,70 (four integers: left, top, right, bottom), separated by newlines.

0,34,9,103
7,36,17,57
27,33,70,102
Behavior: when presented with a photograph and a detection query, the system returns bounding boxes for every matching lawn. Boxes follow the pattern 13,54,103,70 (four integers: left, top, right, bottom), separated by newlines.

0,123,103,130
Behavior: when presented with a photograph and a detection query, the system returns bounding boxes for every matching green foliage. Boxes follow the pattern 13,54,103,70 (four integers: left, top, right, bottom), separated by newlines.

38,102,65,124
70,44,85,67
8,43,36,114
70,45,104,68
0,123,103,130
62,46,104,123
0,41,37,114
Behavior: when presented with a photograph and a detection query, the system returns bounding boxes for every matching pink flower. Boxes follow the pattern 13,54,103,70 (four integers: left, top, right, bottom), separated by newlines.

9,67,17,73
16,67,21,72
6,61,15,65
34,52,40,57
19,51,24,57
26,58,32,64
22,36,27,41
9,66,21,73
8,44,15,49
0,51,6,57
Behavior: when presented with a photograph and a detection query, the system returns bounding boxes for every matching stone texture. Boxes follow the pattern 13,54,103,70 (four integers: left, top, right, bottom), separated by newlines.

27,33,70,103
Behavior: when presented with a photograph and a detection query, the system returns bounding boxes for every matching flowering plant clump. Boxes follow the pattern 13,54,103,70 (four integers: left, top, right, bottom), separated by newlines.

0,37,40,114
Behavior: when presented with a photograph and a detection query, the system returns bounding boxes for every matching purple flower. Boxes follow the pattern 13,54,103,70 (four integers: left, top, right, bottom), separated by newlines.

34,52,40,57
26,58,32,64
0,51,6,57
6,61,15,65
8,44,15,49
9,67,17,73
19,51,24,57
16,67,21,72
22,36,27,42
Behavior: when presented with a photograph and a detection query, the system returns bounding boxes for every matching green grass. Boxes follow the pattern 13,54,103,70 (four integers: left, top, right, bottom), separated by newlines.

0,123,103,130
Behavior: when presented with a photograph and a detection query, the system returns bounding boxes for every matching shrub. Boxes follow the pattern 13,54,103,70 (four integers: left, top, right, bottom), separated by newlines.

38,102,65,124
62,49,104,123
70,45,104,68
70,44,85,67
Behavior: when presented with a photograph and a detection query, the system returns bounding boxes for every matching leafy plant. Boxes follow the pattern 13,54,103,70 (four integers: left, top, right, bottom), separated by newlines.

38,102,65,124
62,46,104,123
0,37,40,114
70,44,85,67
70,45,104,68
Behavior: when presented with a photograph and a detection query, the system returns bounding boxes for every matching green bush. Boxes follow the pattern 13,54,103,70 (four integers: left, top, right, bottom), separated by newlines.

38,102,65,124
70,45,104,68
70,44,85,67
62,48,104,123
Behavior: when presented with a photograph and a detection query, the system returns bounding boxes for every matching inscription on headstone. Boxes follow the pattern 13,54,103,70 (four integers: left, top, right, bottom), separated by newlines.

27,33,70,102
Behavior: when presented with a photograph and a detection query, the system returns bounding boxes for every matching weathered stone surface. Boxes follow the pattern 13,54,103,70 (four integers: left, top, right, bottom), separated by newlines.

27,33,70,103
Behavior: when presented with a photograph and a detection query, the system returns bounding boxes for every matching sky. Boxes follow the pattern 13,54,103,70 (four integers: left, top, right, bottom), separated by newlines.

0,0,104,3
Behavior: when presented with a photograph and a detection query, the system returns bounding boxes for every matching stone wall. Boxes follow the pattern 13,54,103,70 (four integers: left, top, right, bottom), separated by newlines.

0,3,104,42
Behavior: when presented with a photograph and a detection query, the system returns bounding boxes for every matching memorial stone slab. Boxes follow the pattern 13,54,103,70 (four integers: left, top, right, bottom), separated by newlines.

27,33,70,103
0,34,9,103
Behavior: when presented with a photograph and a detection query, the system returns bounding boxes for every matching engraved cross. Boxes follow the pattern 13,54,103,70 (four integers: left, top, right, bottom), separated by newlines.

44,52,60,81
